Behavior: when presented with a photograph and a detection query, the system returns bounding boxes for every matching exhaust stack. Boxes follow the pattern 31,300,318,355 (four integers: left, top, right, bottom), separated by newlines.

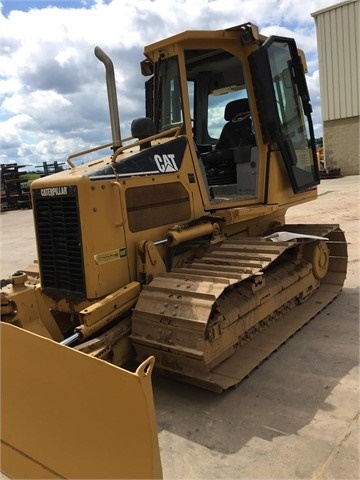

95,46,122,151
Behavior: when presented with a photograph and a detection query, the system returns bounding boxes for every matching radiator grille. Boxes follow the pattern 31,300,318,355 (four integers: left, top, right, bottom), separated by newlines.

33,186,85,295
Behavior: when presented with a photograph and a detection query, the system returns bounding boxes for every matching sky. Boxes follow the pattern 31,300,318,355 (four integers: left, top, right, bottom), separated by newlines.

0,0,336,169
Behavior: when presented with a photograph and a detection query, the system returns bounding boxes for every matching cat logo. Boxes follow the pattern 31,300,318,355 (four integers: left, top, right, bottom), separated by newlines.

153,154,178,173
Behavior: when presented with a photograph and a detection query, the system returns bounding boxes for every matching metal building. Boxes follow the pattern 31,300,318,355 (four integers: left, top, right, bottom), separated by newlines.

312,0,359,175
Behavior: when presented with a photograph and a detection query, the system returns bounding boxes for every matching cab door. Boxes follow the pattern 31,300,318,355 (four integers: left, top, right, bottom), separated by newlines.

249,36,320,193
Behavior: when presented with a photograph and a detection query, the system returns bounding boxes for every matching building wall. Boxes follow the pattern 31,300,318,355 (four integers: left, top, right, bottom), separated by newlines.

312,0,359,175
324,117,359,175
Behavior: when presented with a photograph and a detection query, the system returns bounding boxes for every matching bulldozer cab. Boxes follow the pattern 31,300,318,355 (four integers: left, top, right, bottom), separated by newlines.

143,24,319,207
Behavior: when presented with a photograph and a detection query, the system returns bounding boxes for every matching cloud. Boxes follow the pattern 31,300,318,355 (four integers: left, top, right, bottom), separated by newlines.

0,0,331,167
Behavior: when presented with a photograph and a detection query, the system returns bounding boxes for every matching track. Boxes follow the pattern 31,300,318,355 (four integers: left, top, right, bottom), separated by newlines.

131,225,347,391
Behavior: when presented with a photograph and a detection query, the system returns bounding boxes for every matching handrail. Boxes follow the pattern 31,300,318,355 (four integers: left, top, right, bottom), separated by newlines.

111,126,182,163
66,126,181,168
66,137,133,168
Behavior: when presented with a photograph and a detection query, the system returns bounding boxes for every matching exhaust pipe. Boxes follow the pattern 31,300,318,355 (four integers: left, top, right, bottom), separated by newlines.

95,46,122,151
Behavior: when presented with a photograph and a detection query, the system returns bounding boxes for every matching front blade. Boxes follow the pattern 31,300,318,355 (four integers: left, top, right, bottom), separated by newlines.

0,322,162,479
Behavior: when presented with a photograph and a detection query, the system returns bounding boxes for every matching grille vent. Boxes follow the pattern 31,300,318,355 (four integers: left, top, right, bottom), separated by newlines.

33,186,85,295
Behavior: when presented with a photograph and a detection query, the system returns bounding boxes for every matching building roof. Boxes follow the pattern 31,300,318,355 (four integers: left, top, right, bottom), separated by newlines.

312,0,359,18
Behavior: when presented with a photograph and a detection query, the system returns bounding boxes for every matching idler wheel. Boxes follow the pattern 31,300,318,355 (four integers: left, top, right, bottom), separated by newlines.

304,241,330,280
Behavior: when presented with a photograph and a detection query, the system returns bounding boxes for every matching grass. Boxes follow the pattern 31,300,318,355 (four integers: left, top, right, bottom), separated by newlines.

21,173,42,186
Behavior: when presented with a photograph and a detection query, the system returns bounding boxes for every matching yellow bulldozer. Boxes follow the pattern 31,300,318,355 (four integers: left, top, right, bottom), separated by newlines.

1,22,347,479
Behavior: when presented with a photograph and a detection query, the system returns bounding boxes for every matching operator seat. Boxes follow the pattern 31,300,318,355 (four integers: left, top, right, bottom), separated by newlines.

201,98,255,187
202,98,256,172
216,98,254,150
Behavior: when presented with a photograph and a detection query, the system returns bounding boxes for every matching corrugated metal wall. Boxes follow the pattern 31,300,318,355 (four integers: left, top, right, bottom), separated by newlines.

312,0,359,121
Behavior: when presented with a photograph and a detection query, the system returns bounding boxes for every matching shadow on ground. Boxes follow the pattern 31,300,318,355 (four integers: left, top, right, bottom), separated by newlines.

152,286,359,455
